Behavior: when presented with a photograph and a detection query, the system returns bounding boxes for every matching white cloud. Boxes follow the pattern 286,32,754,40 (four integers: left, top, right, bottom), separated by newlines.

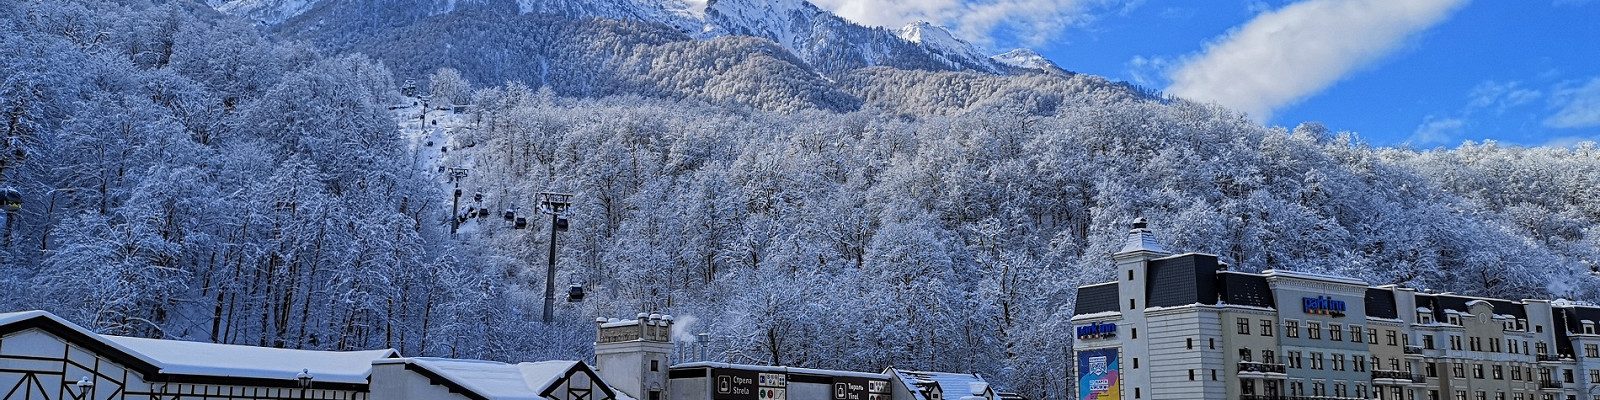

1544,77,1600,129
1409,116,1466,147
1165,0,1469,121
1465,80,1541,114
807,0,1110,48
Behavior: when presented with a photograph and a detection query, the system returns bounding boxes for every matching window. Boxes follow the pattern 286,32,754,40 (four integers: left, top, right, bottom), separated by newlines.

1311,353,1324,370
1263,350,1276,364
1512,366,1522,380
1132,328,1138,339
1388,330,1399,346
1333,354,1346,371
1262,319,1274,336
1350,325,1362,342
1369,328,1380,344
650,391,662,400
1213,369,1218,381
1313,382,1325,397
1210,338,1216,349
1538,342,1549,355
1238,317,1251,334
1589,369,1599,384
1425,335,1436,349
1286,320,1300,338
1354,355,1366,372
1540,367,1552,383
1288,351,1303,369
1494,365,1504,379
1451,335,1463,350
1372,357,1382,372
1449,314,1461,325
1420,313,1434,324
1474,364,1485,379
1492,338,1501,352
1477,392,1486,400
1309,322,1322,339
1391,359,1401,371
651,359,659,371
1189,369,1195,381
1133,358,1140,368
1454,391,1465,400
1129,298,1135,310
1128,269,1134,280
1471,337,1482,351
1135,387,1140,399
1426,362,1438,377
1565,368,1574,383
1241,379,1255,395
1586,344,1598,358
1187,338,1193,349
1239,348,1253,362
1331,324,1343,341
1453,363,1465,378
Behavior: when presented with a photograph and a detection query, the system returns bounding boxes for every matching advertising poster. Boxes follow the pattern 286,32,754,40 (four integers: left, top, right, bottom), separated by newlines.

1077,348,1120,400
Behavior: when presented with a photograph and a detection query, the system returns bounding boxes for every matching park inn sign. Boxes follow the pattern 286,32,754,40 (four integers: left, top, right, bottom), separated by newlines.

1302,295,1347,317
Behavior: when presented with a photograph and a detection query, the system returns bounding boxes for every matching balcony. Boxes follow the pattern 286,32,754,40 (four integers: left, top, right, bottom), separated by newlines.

1237,361,1287,374
1372,370,1412,380
1403,345,1423,355
1537,354,1568,362
1539,380,1562,389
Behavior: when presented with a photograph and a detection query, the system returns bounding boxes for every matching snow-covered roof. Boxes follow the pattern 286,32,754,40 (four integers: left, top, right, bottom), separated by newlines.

1117,221,1166,254
0,310,397,386
0,311,164,371
1260,269,1369,286
379,358,597,400
887,369,991,400
670,362,889,379
105,335,396,384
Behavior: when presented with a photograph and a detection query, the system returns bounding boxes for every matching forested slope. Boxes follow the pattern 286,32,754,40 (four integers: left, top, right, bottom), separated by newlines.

2,2,1599,400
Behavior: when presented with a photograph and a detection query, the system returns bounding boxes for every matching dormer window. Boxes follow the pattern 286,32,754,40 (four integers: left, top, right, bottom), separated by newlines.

1448,315,1460,325
1419,313,1434,324
1584,321,1596,335
1518,319,1528,331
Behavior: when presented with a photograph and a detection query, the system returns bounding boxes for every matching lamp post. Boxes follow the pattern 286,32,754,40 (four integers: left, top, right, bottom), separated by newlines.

297,368,313,398
447,168,469,235
74,376,92,400
538,192,572,324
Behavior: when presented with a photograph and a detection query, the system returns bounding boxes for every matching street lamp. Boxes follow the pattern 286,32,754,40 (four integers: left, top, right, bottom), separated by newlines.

74,376,92,400
297,368,313,398
538,192,572,324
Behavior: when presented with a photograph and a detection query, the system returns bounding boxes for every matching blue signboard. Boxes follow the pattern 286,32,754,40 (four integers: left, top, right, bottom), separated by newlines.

1303,296,1346,316
1077,322,1117,339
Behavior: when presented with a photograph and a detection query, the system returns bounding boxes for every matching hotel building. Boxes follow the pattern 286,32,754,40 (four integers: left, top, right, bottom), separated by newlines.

1073,219,1600,400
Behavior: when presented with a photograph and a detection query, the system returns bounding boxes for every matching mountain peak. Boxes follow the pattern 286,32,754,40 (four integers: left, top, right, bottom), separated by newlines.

991,48,1062,72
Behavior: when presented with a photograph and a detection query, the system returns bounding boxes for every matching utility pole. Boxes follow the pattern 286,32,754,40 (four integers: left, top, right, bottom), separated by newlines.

447,168,468,236
538,192,572,324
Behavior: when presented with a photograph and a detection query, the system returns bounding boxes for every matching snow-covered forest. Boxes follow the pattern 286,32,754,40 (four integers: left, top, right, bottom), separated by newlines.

3,1,1600,399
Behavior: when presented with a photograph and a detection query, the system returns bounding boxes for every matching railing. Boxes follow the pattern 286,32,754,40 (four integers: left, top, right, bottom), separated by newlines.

1537,354,1567,362
1403,345,1423,354
1239,396,1370,400
1539,379,1562,389
1372,370,1413,380
1237,361,1287,374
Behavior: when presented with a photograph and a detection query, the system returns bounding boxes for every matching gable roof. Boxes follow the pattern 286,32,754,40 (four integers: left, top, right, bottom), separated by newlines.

0,310,164,377
104,335,397,385
381,358,616,400
886,368,991,400
0,310,396,389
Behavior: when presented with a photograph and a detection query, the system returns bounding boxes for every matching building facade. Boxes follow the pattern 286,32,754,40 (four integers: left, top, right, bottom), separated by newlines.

1074,220,1600,400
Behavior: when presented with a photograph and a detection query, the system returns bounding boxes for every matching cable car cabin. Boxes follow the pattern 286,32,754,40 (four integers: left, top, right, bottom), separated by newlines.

1,188,21,212
477,209,490,218
513,217,528,229
504,210,516,221
567,284,585,302
473,193,483,202
454,188,462,197
554,216,569,232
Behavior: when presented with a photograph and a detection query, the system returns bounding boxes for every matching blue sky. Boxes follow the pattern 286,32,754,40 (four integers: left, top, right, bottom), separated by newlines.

815,0,1600,148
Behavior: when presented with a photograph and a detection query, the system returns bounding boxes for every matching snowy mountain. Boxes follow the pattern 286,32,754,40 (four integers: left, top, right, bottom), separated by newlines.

991,48,1067,73
896,21,1002,72
218,0,1034,76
